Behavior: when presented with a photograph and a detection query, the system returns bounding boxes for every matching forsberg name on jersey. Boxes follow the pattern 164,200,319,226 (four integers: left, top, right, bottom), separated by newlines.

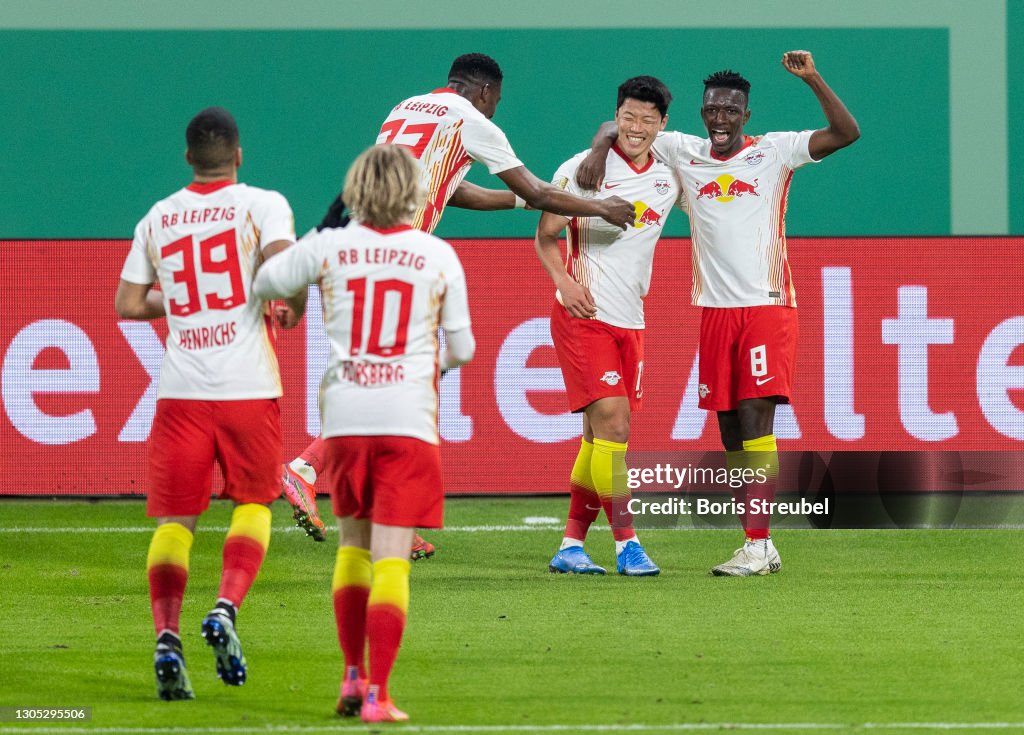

159,207,236,229
337,247,426,271
177,320,238,351
337,360,406,387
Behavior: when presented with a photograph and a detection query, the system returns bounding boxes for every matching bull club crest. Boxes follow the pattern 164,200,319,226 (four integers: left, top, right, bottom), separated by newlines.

654,179,671,195
698,383,711,398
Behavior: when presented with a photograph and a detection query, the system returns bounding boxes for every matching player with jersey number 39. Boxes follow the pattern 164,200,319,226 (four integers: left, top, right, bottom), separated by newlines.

255,145,475,723
116,107,302,701
578,50,859,576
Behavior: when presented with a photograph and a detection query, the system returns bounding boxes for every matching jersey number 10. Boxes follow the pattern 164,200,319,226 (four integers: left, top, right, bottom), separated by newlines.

347,277,414,358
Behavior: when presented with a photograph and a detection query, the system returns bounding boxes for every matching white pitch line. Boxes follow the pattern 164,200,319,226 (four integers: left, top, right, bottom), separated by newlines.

2,722,1024,734
0,524,568,534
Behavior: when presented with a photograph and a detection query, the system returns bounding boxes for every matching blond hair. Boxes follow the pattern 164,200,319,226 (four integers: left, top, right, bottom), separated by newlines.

343,145,425,229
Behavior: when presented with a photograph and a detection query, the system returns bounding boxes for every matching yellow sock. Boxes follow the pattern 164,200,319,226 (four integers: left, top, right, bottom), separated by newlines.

333,546,373,592
147,522,193,571
218,503,272,607
591,438,628,502
570,439,596,490
742,435,779,481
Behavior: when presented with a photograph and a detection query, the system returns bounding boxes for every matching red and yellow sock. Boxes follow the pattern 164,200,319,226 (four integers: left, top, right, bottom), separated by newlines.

592,438,634,542
217,503,271,608
333,546,372,678
147,522,193,637
366,557,410,701
742,435,778,541
564,439,600,542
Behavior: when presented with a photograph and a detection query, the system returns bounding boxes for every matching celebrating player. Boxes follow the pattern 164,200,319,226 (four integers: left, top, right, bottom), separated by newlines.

254,144,473,723
116,107,300,700
539,76,676,577
578,51,859,575
282,52,637,558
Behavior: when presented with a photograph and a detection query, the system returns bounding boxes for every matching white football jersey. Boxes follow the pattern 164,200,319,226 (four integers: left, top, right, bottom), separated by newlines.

552,144,677,329
654,130,818,307
253,223,471,445
376,88,523,233
120,181,295,400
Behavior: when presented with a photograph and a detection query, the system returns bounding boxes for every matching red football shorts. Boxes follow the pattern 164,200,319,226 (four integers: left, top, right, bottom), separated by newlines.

321,435,444,529
147,398,282,517
698,306,798,412
550,302,645,413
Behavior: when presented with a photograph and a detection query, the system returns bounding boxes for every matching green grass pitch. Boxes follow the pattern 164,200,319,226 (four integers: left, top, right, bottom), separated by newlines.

1,497,1023,734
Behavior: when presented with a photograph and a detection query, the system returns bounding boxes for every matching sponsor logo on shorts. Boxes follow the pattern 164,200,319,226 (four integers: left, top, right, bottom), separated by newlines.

599,371,622,386
698,383,711,398
755,376,776,386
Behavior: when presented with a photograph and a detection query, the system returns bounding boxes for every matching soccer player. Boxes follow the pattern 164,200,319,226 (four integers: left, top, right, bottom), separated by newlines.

577,51,859,575
538,77,677,577
254,144,473,723
116,107,300,699
282,52,637,557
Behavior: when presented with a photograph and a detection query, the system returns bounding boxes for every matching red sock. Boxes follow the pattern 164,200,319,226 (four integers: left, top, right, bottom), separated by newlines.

299,436,327,477
217,504,270,608
742,436,778,541
366,558,410,701
149,565,188,635
600,497,636,542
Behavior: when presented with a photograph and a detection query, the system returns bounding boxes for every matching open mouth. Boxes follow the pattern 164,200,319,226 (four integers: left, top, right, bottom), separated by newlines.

625,134,646,147
711,129,730,146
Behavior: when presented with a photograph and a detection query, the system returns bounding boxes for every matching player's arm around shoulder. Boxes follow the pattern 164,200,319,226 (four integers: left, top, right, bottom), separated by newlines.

782,50,860,161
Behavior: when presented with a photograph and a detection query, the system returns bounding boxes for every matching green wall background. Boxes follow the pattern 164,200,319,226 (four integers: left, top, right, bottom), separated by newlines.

0,1,1016,238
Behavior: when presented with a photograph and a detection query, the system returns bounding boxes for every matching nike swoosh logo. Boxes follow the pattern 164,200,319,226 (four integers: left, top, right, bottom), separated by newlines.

585,504,602,511
755,376,776,386
689,159,709,165
604,182,622,189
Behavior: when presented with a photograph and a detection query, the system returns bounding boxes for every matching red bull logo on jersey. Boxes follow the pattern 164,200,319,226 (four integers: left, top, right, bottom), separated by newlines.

695,175,759,203
633,200,663,228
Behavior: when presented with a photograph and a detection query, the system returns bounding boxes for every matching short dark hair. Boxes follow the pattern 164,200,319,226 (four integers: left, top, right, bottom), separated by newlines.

617,76,672,118
448,53,503,86
185,107,239,171
703,69,751,97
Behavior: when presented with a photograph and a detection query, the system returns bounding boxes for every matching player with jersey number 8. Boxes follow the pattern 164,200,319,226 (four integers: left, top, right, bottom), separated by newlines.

254,144,476,723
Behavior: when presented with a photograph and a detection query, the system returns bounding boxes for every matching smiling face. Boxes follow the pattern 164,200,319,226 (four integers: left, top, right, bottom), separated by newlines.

701,87,751,157
614,97,667,164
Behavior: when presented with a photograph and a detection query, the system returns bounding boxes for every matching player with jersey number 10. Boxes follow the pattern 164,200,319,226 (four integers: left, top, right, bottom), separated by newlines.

116,107,302,701
254,144,475,723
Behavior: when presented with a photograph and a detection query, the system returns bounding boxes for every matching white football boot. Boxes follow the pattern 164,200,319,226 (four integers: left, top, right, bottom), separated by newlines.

710,537,782,576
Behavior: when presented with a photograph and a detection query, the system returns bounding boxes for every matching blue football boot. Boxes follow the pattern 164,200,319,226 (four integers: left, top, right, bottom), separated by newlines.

616,540,660,576
548,546,607,574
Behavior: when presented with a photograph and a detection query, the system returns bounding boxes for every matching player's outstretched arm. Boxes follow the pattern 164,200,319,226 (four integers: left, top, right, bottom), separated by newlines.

535,211,597,319
448,181,526,211
782,50,860,160
575,121,618,191
498,165,635,230
115,280,165,320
